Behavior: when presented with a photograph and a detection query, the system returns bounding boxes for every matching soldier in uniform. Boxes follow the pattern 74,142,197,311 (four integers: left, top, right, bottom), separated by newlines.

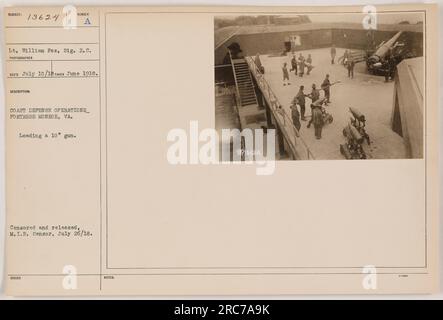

290,103,301,132
290,54,298,75
321,74,332,104
342,49,349,65
312,105,324,139
307,84,320,128
298,53,305,77
383,57,394,82
347,57,355,79
383,52,396,82
309,83,320,101
388,55,396,80
298,52,305,63
293,85,308,121
330,45,336,64
282,62,290,86
306,54,313,75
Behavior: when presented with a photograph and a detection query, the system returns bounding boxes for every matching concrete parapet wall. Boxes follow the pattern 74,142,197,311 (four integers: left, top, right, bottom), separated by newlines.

215,26,423,65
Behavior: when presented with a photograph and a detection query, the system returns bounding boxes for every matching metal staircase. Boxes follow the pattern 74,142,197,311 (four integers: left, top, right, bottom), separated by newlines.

230,58,258,107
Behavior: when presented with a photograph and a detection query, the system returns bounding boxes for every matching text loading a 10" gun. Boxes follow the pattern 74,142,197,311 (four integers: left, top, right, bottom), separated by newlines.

340,107,371,160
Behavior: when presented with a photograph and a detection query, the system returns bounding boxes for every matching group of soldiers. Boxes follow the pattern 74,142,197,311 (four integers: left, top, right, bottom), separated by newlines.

289,74,333,140
284,47,360,140
281,52,314,86
259,46,362,141
290,52,314,77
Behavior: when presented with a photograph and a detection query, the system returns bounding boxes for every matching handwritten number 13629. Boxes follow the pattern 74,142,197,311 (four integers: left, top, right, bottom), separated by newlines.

27,14,60,22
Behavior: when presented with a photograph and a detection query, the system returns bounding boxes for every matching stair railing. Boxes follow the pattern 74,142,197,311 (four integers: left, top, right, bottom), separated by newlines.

228,50,242,108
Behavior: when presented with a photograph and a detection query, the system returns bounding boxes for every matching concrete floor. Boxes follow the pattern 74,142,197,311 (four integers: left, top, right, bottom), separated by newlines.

258,47,407,159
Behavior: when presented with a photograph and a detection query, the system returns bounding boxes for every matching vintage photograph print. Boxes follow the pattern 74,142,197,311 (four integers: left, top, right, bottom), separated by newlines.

214,12,424,160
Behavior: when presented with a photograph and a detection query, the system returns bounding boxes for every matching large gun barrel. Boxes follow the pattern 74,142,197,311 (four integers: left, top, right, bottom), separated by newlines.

343,123,364,144
349,107,365,122
341,123,367,159
349,125,363,144
368,31,403,65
